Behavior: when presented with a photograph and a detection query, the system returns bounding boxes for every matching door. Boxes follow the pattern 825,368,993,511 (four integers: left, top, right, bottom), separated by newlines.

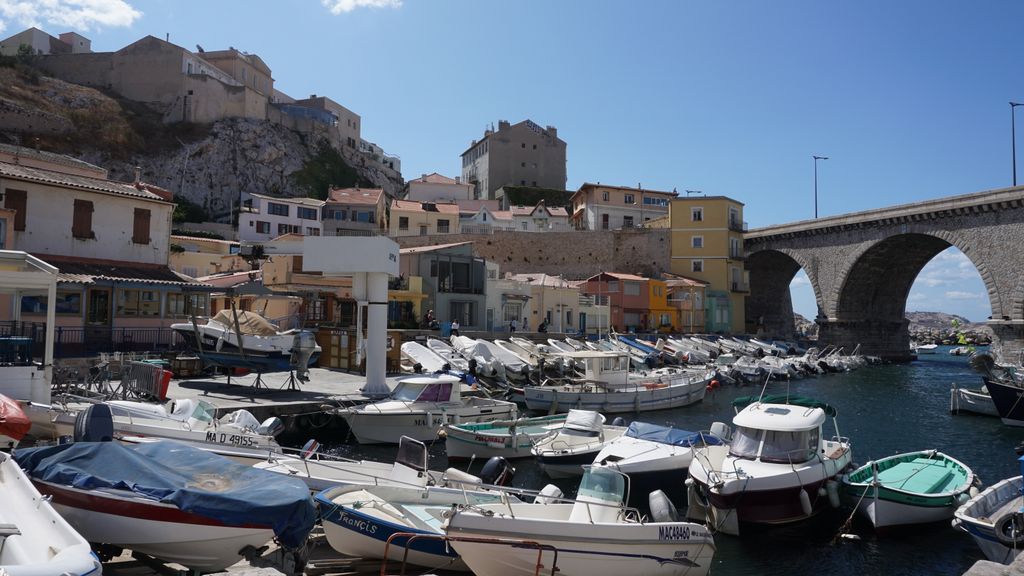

486,307,494,331
579,312,587,334
85,288,112,353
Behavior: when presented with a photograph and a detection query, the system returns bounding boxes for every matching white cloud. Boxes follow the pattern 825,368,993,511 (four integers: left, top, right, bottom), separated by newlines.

321,0,401,14
945,290,982,300
0,0,141,32
790,272,810,287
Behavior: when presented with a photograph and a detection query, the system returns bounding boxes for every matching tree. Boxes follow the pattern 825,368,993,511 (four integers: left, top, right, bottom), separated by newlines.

290,140,366,200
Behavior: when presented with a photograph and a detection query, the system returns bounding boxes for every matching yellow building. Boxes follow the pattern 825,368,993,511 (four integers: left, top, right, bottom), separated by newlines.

647,278,676,332
389,199,462,237
668,196,747,333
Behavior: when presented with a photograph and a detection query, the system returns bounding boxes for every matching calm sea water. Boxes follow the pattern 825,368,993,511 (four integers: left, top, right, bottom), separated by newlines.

325,345,1021,576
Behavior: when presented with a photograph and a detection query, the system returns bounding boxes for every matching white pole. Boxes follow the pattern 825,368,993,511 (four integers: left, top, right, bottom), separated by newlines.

42,278,56,404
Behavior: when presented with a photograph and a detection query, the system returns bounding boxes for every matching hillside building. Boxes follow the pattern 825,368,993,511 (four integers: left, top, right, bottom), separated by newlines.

322,187,387,235
0,27,91,56
389,199,461,237
461,119,567,201
406,173,473,203
570,183,677,231
238,193,324,242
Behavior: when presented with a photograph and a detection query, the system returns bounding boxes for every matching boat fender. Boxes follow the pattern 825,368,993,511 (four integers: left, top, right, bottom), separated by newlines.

216,334,225,352
969,486,980,498
480,456,516,486
825,479,841,508
649,489,679,523
443,467,482,486
437,428,448,439
994,512,1024,547
799,488,813,516
956,493,970,505
611,416,626,427
535,484,563,504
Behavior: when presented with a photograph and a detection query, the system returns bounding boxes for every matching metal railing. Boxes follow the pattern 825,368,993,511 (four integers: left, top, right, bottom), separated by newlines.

0,321,187,358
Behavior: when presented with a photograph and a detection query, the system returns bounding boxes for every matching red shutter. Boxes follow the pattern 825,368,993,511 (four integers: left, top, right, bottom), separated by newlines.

72,199,94,239
133,208,151,244
4,189,26,231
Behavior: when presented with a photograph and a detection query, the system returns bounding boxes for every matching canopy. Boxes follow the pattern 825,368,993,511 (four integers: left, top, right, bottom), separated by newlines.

732,394,837,417
564,409,604,433
624,421,724,447
15,441,315,548
210,309,279,336
0,394,31,441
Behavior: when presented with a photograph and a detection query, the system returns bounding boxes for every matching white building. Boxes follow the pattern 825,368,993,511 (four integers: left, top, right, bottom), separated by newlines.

458,200,511,234
238,192,325,242
406,172,473,203
484,262,533,332
0,27,91,56
509,201,570,232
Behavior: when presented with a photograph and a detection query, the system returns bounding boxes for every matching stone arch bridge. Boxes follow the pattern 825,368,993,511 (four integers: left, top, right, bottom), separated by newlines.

745,186,1024,361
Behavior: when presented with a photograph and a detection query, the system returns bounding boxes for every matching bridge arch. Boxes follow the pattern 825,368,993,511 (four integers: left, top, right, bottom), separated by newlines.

746,248,825,338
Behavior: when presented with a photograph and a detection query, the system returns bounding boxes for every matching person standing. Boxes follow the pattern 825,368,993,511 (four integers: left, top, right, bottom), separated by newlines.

510,319,517,333
451,319,461,336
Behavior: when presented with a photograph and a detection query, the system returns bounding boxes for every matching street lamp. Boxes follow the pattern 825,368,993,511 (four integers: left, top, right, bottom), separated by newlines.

813,155,828,218
1012,102,1024,186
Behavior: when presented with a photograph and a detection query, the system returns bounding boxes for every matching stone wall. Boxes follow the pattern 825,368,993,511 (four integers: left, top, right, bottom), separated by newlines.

394,228,670,280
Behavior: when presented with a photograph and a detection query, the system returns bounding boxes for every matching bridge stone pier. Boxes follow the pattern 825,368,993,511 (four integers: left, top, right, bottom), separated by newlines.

745,186,1024,362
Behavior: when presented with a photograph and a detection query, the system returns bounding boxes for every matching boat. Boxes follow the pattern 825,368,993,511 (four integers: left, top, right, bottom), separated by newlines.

15,439,316,573
51,396,284,452
424,338,470,371
532,409,624,478
336,374,518,444
523,351,711,414
444,466,717,576
950,383,999,417
686,394,852,536
592,421,727,505
913,343,939,355
0,449,101,576
950,346,972,356
170,309,321,374
982,377,1024,426
842,450,977,531
953,456,1024,565
0,393,31,450
442,413,569,461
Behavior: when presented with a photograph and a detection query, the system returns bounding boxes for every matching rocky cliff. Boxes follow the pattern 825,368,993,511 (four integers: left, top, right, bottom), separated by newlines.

0,64,403,220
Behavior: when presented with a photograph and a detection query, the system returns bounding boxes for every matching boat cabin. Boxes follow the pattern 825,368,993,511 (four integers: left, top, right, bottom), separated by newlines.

564,351,630,386
728,396,836,465
571,466,628,523
391,375,462,403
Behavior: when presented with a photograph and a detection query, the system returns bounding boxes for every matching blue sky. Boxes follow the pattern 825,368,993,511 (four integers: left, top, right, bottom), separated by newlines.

3,0,1018,321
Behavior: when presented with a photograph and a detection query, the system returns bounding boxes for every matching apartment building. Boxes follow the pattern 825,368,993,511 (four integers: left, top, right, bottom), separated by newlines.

389,200,461,237
569,183,677,231
0,27,91,56
168,235,245,278
322,188,386,235
580,272,653,333
509,201,570,232
287,94,361,149
461,119,567,200
399,242,486,329
406,173,472,203
238,193,324,242
484,262,534,332
668,196,747,333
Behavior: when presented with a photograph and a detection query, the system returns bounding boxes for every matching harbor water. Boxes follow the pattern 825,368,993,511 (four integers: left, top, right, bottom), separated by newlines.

327,345,1018,575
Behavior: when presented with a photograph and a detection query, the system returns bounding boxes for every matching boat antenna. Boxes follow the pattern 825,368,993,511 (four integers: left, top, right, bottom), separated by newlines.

756,366,774,404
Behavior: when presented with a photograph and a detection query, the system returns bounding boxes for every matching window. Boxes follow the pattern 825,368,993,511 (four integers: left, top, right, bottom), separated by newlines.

133,208,151,244
267,202,289,216
729,426,761,459
566,310,572,326
256,221,270,234
0,218,5,249
503,302,522,322
601,214,609,230
165,293,207,317
278,223,299,235
520,180,526,185
72,199,94,239
643,196,668,207
420,225,428,236
356,210,374,223
336,210,347,220
624,194,634,204
4,189,25,231
602,191,609,201
306,227,320,236
521,143,526,148
399,216,409,230
533,144,537,149
623,216,634,228
691,207,703,222
624,281,641,296
607,280,619,292
297,207,318,220
692,259,704,273
437,219,450,233
20,290,82,315
521,221,528,230
305,295,327,322
730,237,742,259
450,301,474,325
692,235,703,248
521,162,526,167
482,213,487,222
117,289,161,317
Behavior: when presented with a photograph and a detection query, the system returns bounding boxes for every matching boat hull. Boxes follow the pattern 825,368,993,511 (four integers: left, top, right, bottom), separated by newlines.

35,480,274,572
444,416,565,461
984,378,1024,426
854,495,961,530
524,379,706,414
951,387,999,417
954,476,1024,564
342,406,517,445
536,448,603,479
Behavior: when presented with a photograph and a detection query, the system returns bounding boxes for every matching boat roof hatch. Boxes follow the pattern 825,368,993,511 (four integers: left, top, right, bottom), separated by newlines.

733,402,826,432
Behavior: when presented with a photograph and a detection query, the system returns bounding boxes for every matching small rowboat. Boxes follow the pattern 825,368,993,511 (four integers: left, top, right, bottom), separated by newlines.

442,414,568,461
842,449,977,531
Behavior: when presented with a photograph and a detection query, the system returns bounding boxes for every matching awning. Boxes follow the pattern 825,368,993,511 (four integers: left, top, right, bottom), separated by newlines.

49,259,209,287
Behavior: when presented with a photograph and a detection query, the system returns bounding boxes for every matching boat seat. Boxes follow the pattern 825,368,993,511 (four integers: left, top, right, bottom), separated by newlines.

878,460,954,494
0,523,21,537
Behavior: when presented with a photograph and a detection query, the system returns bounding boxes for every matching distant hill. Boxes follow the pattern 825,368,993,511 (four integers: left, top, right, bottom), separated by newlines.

906,311,989,334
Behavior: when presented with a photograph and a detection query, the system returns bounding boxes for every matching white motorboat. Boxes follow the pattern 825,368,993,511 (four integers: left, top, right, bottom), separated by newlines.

953,466,1024,564
913,343,939,355
337,375,517,444
592,421,727,504
442,413,569,461
687,393,852,536
401,341,452,373
0,450,101,576
52,396,283,452
523,351,710,414
425,338,470,371
0,393,31,450
16,440,316,573
950,384,999,417
449,336,506,380
532,409,624,478
170,309,320,374
445,467,717,576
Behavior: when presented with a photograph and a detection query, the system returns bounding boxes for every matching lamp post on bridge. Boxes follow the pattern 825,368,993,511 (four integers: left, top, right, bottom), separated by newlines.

813,155,828,219
1012,102,1024,187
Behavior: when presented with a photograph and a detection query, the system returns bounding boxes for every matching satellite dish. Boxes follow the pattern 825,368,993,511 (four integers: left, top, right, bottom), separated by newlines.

196,44,205,53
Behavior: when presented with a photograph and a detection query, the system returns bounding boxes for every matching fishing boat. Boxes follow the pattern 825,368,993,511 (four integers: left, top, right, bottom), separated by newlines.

444,467,717,576
953,456,1024,565
950,384,999,417
842,450,977,530
0,393,31,450
686,394,852,536
0,449,101,576
523,351,711,414
981,376,1024,426
170,309,320,373
336,374,517,444
592,421,727,504
15,440,316,573
442,413,569,461
532,410,624,478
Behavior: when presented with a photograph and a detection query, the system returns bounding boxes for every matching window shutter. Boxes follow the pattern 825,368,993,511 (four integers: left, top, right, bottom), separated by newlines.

4,189,27,231
133,208,151,244
72,199,94,239
293,255,304,272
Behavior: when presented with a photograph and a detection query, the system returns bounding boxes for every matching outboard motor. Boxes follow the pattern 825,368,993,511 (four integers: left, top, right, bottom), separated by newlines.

535,484,564,504
412,362,423,374
611,416,626,427
468,358,478,377
73,403,114,443
649,489,679,522
479,456,516,486
256,416,285,437
291,330,318,380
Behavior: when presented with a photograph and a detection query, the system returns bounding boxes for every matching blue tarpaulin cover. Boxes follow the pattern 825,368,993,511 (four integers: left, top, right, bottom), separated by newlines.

15,441,316,548
624,422,724,447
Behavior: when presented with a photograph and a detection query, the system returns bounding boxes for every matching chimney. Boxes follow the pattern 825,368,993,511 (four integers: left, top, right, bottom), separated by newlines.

422,173,428,179
455,176,461,184
134,166,142,184
546,125,557,138
498,120,510,131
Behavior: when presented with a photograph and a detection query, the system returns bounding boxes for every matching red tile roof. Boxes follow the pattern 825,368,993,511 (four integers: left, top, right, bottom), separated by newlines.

327,187,384,205
391,199,460,214
0,161,171,203
409,172,460,184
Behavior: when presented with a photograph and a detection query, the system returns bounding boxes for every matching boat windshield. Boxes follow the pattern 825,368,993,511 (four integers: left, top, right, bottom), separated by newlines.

578,467,626,504
728,426,762,459
760,428,818,464
192,400,216,423
392,382,425,401
416,382,453,402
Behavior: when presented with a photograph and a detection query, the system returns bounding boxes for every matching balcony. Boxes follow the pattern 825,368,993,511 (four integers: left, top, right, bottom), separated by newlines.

728,251,747,261
731,281,750,293
729,219,748,233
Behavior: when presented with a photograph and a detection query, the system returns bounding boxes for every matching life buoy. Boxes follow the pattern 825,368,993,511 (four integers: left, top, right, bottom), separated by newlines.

994,512,1024,547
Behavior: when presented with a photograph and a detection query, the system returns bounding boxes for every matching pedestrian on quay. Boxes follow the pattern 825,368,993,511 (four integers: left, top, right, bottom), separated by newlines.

510,319,517,333
451,319,461,336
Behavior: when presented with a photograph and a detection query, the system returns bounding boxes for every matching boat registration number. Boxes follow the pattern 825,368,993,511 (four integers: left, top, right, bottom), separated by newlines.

659,525,693,541
206,431,256,447
414,417,445,426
